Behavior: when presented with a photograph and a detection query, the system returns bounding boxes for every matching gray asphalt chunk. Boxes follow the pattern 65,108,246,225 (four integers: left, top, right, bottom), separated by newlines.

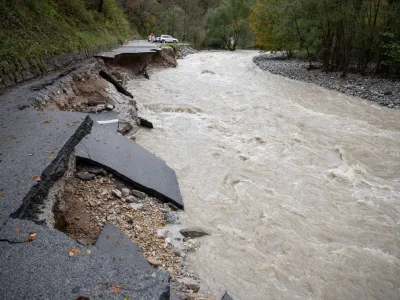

96,224,152,269
76,126,183,208
0,219,170,300
96,40,161,59
0,111,92,218
221,293,234,300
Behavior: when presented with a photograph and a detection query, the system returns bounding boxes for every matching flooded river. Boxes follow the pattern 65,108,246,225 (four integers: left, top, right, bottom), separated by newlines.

131,51,400,300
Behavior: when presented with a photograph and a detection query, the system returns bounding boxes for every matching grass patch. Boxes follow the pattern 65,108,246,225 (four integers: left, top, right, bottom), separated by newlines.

164,43,179,54
0,0,130,73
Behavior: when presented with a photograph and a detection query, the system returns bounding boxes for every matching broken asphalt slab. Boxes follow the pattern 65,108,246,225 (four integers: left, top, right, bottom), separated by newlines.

0,111,92,218
222,292,234,300
75,125,184,208
0,218,170,300
95,223,151,270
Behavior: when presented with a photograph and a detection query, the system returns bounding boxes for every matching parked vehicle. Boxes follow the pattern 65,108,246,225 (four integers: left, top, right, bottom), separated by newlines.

154,36,161,43
160,35,178,43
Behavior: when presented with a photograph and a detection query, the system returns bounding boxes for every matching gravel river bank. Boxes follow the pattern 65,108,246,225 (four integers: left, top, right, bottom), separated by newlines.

253,53,400,108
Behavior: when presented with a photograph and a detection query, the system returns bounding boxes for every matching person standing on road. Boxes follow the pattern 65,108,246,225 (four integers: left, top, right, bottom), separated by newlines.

148,33,152,42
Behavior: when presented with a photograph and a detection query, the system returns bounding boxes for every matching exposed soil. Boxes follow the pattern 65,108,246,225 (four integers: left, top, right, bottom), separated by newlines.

54,163,216,299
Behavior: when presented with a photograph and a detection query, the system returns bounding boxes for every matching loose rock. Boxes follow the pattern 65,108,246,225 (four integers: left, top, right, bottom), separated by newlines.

180,227,210,238
147,257,161,267
186,294,217,300
87,167,106,176
112,189,122,198
164,211,181,224
105,104,114,111
117,122,133,135
178,277,200,293
128,203,144,211
125,195,137,203
121,188,130,197
76,172,95,181
132,190,146,199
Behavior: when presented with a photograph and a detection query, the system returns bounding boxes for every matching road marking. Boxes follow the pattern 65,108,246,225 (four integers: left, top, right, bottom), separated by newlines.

97,119,119,124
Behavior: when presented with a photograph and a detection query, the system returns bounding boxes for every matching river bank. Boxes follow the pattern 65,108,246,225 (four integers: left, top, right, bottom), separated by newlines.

253,53,400,108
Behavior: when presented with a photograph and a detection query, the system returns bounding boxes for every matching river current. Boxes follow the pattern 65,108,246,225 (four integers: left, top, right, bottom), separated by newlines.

130,51,400,300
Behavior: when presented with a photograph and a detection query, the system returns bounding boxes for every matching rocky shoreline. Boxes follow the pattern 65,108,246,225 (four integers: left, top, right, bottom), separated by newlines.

253,53,400,108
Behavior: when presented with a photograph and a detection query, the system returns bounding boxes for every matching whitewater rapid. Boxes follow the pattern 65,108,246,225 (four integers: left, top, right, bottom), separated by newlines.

130,51,400,300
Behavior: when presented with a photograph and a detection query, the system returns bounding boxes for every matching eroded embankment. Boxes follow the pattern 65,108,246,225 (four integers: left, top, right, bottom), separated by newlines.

1,43,216,299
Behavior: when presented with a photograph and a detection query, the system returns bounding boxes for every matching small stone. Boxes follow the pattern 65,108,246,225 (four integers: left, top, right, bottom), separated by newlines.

178,277,200,292
115,207,122,214
118,122,133,135
96,104,105,112
125,195,137,203
107,214,117,221
105,104,114,111
76,172,95,181
172,247,182,257
147,257,160,267
121,188,130,197
164,211,180,224
132,190,146,199
180,227,210,238
186,294,217,300
183,239,201,252
112,189,122,198
128,203,144,211
156,228,168,238
128,99,137,107
87,167,106,175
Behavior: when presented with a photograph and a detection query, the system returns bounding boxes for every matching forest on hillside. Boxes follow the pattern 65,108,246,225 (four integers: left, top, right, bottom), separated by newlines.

122,0,400,77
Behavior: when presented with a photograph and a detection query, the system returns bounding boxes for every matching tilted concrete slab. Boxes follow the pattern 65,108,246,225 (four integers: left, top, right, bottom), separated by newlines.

0,111,92,218
0,218,170,300
75,126,183,208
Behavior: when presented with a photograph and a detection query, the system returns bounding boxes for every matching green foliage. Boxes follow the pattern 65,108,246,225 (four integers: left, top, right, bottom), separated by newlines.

0,0,130,69
204,0,255,50
249,0,400,76
122,0,255,49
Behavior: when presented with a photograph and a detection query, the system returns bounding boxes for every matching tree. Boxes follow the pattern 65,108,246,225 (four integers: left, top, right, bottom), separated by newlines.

205,0,254,50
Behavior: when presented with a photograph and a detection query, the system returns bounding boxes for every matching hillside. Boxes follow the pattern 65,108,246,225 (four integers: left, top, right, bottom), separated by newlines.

0,0,130,77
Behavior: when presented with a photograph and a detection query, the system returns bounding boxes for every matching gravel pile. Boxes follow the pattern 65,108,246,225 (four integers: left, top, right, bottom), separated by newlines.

253,53,400,108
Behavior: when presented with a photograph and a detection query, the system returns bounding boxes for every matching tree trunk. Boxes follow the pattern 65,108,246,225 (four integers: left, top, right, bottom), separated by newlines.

98,0,104,12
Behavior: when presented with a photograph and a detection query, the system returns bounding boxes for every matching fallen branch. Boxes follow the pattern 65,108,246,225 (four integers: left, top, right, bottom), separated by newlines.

99,70,133,98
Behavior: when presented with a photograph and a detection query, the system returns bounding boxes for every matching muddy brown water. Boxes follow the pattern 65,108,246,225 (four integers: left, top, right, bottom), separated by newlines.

130,51,400,300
